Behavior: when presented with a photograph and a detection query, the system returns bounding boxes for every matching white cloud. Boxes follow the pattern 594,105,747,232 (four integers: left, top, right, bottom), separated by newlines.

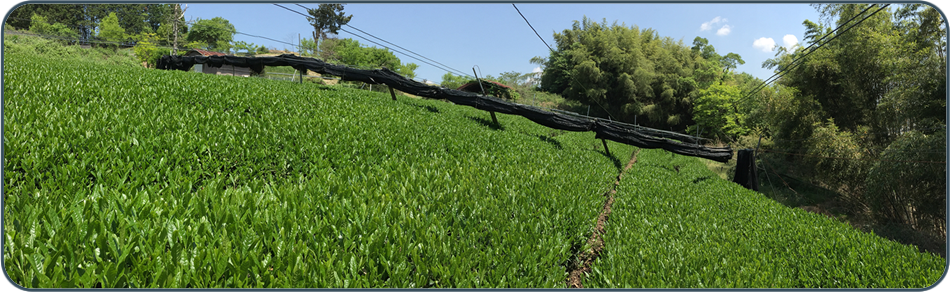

753,37,776,52
700,16,722,31
716,25,732,36
532,66,542,73
782,34,799,52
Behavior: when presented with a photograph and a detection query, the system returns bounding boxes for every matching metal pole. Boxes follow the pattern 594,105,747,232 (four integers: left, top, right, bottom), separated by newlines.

472,66,499,126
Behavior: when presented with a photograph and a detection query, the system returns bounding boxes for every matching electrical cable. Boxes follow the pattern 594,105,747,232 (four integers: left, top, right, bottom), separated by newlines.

274,3,471,79
740,4,889,103
292,4,473,78
509,4,619,121
512,4,553,51
759,148,944,164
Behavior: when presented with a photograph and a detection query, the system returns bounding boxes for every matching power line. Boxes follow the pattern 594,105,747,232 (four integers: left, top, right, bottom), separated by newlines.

512,4,553,51
273,4,472,79
759,5,878,86
292,4,471,78
510,4,618,121
740,4,889,103
235,31,299,49
759,148,944,164
343,25,472,77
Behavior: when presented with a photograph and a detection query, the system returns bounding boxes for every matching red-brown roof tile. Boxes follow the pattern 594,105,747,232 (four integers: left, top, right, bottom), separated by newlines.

191,48,227,56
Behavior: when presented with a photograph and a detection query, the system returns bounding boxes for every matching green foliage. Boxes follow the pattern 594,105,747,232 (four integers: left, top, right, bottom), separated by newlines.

186,17,235,52
306,4,353,40
319,38,416,78
864,131,946,234
439,73,471,89
10,4,86,34
585,149,945,288
28,13,78,40
804,120,869,199
132,32,167,67
3,33,139,67
720,52,745,72
98,12,127,44
256,45,269,54
692,83,747,140
398,63,418,79
299,37,319,56
540,17,706,130
4,51,639,288
753,4,946,237
233,41,258,56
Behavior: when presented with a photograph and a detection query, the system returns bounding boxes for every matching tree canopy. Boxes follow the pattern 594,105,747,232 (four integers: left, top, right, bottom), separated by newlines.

320,38,417,79
306,4,352,40
97,12,126,43
539,17,748,131
756,4,946,234
186,17,236,52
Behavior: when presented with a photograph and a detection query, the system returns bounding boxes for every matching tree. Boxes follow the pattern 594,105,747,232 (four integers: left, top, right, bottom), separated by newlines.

692,83,747,140
755,4,946,236
156,4,187,49
306,4,352,41
256,45,269,54
299,37,319,56
720,53,745,72
233,40,258,55
8,4,86,35
540,17,701,130
440,73,471,89
398,63,418,79
133,32,170,68
186,17,236,52
98,12,127,44
28,13,77,40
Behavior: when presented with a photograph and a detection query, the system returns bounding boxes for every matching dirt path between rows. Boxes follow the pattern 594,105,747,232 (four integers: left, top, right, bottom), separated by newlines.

566,149,640,288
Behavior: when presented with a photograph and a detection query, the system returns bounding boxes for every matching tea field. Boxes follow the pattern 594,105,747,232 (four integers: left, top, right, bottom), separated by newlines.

2,52,946,288
586,149,945,288
3,52,642,287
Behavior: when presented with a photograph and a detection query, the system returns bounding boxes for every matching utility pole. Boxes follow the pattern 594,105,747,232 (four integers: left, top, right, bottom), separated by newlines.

171,4,187,55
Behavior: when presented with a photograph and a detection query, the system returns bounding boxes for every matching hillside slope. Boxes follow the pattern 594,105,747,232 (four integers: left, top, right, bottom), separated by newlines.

3,52,635,288
586,149,945,288
3,51,944,288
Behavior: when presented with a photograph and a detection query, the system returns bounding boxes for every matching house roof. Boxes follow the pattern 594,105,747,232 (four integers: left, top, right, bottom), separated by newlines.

189,48,228,57
457,80,513,91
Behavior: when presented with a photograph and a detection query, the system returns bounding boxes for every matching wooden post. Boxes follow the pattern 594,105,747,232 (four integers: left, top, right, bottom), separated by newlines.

389,86,397,101
299,69,303,84
602,139,611,156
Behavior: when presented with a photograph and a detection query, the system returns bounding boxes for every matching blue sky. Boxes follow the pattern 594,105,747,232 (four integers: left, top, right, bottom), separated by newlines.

183,3,830,84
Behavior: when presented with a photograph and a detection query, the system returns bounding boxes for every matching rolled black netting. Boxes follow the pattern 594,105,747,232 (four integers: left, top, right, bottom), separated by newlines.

157,54,733,162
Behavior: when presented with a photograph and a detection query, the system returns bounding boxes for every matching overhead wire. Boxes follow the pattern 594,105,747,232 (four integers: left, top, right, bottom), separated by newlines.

512,4,553,51
273,3,473,79
293,4,473,78
510,4,619,121
758,148,945,164
739,4,889,103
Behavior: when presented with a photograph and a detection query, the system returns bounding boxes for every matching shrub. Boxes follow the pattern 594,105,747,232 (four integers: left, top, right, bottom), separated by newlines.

804,119,870,200
864,130,946,236
28,13,77,42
